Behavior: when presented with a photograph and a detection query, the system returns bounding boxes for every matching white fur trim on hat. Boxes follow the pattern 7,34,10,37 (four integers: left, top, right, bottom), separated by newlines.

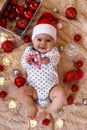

32,24,57,42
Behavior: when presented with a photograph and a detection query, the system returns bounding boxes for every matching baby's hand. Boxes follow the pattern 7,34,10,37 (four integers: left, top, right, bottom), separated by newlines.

41,57,49,64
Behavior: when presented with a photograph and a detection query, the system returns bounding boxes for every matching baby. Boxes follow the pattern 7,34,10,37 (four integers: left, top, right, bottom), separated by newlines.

17,12,67,120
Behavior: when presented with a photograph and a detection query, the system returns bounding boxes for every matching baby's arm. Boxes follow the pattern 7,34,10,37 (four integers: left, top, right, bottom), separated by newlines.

48,47,60,66
21,46,32,69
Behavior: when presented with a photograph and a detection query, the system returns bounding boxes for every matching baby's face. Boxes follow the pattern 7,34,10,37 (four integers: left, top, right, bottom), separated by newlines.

32,34,54,53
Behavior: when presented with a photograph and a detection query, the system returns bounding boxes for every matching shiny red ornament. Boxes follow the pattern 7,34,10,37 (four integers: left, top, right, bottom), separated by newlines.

17,18,28,30
24,9,33,19
63,69,84,82
1,40,14,53
71,85,78,92
42,118,50,126
76,60,83,67
65,7,77,20
23,35,30,43
10,0,18,6
2,11,9,17
9,12,16,19
15,5,24,15
0,65,4,71
0,90,7,98
67,95,74,105
29,1,39,11
15,76,26,87
0,17,7,28
26,0,33,3
74,34,81,41
6,5,13,11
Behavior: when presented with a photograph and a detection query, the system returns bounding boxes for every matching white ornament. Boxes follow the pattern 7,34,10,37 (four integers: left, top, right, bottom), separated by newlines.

57,23,63,29
53,8,59,13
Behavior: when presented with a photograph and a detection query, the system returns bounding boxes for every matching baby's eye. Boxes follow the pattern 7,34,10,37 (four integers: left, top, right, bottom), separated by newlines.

46,39,51,42
37,38,42,41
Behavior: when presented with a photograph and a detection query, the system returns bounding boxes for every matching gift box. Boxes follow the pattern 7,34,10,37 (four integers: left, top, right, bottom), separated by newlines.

0,0,42,39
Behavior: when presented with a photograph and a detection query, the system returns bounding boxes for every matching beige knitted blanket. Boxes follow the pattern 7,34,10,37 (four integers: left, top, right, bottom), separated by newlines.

0,0,87,130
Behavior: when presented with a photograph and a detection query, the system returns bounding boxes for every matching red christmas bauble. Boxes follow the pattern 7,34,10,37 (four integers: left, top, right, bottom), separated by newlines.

67,95,74,104
71,85,78,92
0,17,7,28
24,9,33,19
16,18,28,30
9,12,16,19
29,1,39,11
26,0,33,3
23,35,30,43
74,34,81,41
15,76,26,87
6,5,13,11
10,0,18,6
42,118,50,126
15,5,24,15
1,40,14,53
76,60,83,67
76,69,84,80
0,65,4,71
2,10,9,17
65,7,77,20
0,90,7,98
63,70,76,82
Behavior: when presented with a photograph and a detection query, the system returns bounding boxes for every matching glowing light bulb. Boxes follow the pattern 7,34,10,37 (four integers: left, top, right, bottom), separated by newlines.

30,119,38,128
0,77,5,85
55,119,64,128
9,100,17,108
3,56,11,66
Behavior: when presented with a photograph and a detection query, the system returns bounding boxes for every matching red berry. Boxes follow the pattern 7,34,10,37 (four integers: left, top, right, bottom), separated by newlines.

67,95,74,105
71,85,78,92
24,9,33,19
42,118,50,126
29,1,39,11
0,65,4,71
74,34,81,41
17,18,28,30
76,60,83,67
1,40,14,53
23,35,30,43
0,90,7,98
15,76,26,87
15,5,24,15
65,7,77,20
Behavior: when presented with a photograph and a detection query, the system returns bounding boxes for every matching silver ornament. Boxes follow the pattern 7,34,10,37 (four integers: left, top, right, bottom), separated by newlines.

52,8,59,13
59,46,64,52
82,98,87,105
57,108,63,116
13,69,20,76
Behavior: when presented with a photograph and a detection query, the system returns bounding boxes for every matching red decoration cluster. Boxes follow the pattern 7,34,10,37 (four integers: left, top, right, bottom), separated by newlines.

0,64,4,71
64,59,84,105
0,0,39,30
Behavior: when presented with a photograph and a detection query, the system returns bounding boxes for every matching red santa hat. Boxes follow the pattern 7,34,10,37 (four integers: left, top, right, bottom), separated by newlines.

32,12,58,42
